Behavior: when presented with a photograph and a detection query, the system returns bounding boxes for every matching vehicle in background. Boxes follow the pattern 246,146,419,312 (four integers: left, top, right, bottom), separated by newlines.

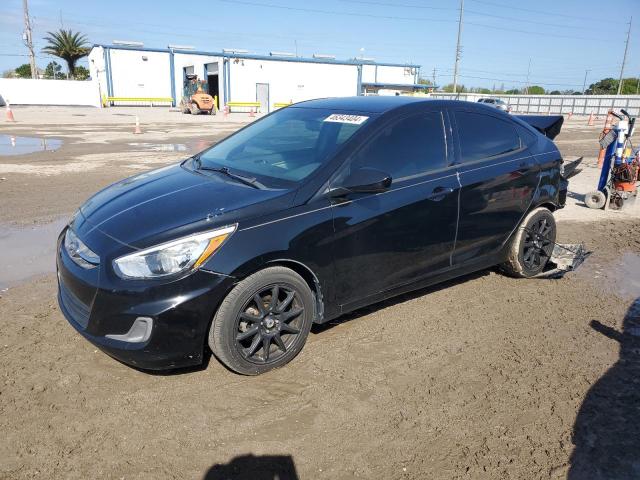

180,74,216,115
57,96,573,375
478,97,512,113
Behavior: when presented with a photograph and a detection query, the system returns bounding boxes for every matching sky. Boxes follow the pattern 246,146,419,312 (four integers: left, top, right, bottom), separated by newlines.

1,0,639,91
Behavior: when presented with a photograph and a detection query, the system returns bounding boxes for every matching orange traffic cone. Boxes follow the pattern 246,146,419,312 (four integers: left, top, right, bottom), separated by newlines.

567,112,573,119
134,115,142,134
223,104,229,120
588,113,594,126
249,107,256,118
5,103,15,122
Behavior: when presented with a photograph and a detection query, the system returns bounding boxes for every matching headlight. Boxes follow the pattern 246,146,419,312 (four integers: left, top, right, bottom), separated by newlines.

64,228,100,268
113,225,237,279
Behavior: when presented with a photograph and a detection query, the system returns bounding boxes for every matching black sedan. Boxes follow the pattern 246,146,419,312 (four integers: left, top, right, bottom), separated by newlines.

57,96,570,374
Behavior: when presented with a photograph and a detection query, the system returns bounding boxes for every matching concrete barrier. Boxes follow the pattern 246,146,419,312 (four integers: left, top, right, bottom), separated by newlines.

0,78,101,107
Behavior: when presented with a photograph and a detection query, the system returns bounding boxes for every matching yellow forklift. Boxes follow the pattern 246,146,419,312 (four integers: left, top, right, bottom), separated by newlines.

180,74,216,115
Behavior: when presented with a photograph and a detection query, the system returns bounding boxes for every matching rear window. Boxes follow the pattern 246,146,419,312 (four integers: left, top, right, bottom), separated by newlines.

455,111,521,162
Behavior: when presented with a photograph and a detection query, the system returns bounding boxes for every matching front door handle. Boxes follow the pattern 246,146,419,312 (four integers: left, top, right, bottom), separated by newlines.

427,186,454,201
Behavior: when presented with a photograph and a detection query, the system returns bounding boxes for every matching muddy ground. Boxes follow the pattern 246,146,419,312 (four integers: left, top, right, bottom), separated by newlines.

0,107,639,479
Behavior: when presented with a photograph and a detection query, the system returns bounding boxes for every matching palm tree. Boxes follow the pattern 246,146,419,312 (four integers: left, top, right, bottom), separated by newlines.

42,29,90,80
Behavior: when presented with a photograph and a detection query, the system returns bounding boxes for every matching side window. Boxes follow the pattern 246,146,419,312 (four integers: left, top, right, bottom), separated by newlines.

350,111,447,181
455,111,520,163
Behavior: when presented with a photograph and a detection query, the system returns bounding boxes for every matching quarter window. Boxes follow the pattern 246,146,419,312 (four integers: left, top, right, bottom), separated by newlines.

350,112,447,180
456,111,520,162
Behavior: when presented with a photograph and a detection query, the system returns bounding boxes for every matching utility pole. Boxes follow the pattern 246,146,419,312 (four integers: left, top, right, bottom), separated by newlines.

582,69,591,95
432,67,437,87
524,58,531,95
22,0,37,79
452,0,464,94
617,16,632,95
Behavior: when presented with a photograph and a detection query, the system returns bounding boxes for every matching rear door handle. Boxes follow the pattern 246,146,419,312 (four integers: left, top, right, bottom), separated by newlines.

427,186,454,201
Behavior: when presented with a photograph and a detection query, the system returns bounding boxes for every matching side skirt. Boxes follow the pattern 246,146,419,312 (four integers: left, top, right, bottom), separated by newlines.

317,249,508,324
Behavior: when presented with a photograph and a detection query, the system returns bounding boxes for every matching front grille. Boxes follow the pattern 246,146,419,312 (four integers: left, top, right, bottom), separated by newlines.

60,280,91,329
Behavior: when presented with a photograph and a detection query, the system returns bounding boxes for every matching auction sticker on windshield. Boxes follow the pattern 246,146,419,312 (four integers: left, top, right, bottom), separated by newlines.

323,114,369,125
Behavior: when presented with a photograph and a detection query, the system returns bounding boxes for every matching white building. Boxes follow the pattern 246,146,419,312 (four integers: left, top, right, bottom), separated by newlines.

88,44,426,112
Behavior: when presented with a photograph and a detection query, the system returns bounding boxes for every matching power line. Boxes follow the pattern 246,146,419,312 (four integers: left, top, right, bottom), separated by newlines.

341,0,591,30
341,0,453,12
218,0,615,41
467,0,602,23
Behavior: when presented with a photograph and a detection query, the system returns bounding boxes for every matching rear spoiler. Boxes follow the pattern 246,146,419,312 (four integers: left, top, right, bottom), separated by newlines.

562,157,583,179
516,115,564,140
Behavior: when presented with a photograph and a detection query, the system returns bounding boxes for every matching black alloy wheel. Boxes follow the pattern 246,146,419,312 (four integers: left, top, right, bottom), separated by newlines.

501,207,556,278
209,266,314,375
522,217,553,271
235,284,304,364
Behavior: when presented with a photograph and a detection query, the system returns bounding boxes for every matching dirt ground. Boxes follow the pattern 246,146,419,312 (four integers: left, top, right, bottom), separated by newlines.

1,106,639,480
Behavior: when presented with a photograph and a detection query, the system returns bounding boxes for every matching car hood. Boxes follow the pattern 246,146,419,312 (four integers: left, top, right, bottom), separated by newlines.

78,164,292,248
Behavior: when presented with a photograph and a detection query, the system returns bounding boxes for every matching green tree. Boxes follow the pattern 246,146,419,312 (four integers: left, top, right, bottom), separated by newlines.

73,65,90,80
14,63,32,78
588,77,640,94
417,78,434,86
44,61,66,79
527,85,546,94
505,88,520,94
442,83,467,93
41,29,90,79
587,77,617,94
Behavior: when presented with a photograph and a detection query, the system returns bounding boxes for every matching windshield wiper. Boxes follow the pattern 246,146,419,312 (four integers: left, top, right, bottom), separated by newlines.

191,157,264,189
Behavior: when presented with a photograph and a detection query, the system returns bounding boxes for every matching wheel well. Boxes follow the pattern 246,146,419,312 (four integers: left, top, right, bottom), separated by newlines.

256,260,325,323
531,201,557,213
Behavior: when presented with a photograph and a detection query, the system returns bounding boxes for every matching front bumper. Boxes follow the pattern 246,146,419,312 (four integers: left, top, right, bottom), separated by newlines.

56,232,235,370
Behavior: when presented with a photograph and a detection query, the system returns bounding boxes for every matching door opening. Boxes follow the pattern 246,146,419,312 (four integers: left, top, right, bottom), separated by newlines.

256,83,269,114
207,74,220,108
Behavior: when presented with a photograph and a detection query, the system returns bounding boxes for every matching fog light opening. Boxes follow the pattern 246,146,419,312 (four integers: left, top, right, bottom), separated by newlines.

105,317,153,343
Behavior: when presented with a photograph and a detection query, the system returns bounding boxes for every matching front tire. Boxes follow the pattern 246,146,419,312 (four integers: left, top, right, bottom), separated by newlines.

190,103,200,115
501,207,556,278
209,267,314,375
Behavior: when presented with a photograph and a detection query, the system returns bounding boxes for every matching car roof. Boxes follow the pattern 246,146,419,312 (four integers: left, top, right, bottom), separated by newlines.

291,96,431,113
289,96,514,116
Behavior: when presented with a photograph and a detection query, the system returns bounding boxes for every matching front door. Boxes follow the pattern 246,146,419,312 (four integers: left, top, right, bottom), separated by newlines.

329,110,459,310
451,108,539,264
256,83,269,114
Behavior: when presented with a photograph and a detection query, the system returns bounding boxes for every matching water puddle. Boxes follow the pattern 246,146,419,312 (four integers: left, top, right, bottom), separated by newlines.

128,139,214,153
0,218,68,290
127,142,189,152
590,252,640,301
0,135,63,156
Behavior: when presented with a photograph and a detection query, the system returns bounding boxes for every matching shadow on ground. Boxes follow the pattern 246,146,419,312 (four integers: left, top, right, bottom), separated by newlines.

569,298,640,479
312,269,491,334
203,454,299,480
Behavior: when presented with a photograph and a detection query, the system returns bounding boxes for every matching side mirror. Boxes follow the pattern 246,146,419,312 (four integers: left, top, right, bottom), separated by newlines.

327,167,392,198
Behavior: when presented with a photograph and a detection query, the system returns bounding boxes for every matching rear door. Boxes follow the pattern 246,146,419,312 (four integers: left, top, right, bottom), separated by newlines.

451,108,539,265
329,109,459,309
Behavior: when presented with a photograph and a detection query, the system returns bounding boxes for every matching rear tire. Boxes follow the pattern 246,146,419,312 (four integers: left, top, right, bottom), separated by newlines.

585,190,606,209
501,207,556,278
209,267,314,375
190,103,200,115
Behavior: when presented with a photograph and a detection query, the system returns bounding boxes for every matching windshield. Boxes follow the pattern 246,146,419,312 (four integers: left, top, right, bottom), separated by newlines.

195,107,370,186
